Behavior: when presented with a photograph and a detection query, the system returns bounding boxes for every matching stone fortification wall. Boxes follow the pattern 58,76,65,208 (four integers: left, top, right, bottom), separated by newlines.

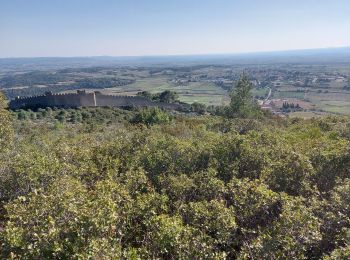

9,91,95,110
9,90,189,111
95,93,187,110
95,93,154,107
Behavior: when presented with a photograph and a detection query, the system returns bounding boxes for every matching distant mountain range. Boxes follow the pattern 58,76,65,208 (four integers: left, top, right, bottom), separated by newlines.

1,47,350,70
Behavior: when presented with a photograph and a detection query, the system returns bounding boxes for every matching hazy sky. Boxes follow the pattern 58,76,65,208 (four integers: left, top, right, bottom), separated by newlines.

1,0,349,57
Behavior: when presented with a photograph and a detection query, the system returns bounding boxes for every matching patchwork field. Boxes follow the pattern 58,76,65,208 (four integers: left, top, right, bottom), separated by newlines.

305,91,350,114
271,88,350,115
98,77,230,106
1,63,350,116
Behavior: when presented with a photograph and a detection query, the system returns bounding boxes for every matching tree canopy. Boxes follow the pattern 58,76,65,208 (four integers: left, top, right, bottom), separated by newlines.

137,90,179,103
0,91,14,150
228,74,262,118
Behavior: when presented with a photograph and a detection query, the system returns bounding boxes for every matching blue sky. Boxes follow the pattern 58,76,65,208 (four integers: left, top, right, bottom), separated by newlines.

0,0,349,57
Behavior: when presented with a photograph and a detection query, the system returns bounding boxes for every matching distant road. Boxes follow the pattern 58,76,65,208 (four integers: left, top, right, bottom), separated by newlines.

264,87,272,104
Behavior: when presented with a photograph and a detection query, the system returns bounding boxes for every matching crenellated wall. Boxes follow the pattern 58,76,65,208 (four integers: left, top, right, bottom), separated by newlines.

9,90,189,111
95,93,155,107
9,91,96,110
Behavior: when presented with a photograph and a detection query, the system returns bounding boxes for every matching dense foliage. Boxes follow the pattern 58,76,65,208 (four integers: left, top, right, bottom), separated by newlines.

12,106,133,125
0,92,14,150
228,74,262,118
0,93,350,258
137,90,180,104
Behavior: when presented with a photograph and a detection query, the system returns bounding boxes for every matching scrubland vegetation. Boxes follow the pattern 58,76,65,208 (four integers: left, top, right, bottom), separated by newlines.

1,77,350,259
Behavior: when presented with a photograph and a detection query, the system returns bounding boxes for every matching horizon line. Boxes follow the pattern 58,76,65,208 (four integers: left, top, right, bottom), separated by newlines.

1,45,350,60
